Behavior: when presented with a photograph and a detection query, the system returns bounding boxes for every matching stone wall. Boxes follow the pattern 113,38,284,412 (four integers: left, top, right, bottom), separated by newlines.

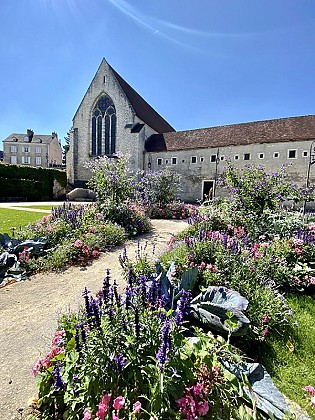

146,139,315,202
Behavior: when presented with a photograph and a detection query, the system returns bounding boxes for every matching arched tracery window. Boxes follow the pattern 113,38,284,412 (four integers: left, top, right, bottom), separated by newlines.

91,95,116,156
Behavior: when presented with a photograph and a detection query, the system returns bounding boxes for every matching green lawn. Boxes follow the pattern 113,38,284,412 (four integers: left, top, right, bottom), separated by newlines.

261,294,315,417
11,205,60,210
0,208,47,234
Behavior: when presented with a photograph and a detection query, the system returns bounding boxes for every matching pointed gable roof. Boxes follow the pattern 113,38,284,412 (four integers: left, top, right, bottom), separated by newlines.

145,115,315,152
108,62,175,134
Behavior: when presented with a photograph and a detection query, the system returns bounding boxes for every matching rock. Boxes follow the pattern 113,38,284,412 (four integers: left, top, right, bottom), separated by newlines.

66,188,96,202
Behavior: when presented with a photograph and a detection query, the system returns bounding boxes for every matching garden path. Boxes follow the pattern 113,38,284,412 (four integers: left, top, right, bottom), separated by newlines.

0,219,187,420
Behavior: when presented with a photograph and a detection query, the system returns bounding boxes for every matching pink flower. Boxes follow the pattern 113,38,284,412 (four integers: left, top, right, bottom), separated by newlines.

83,407,92,419
199,262,206,270
197,400,209,416
304,385,315,395
101,394,112,406
254,251,263,259
113,396,125,410
292,238,304,245
82,245,91,255
261,328,269,337
262,314,269,324
112,414,122,420
96,403,108,419
75,239,83,248
294,247,303,255
52,330,66,347
92,249,100,258
308,276,315,285
133,401,141,414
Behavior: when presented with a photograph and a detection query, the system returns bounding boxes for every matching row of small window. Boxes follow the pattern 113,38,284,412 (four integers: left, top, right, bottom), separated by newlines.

156,149,306,166
10,156,42,165
10,146,42,153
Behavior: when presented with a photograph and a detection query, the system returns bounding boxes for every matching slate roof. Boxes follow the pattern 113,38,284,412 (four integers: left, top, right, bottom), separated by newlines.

109,64,175,134
3,133,57,143
145,115,315,152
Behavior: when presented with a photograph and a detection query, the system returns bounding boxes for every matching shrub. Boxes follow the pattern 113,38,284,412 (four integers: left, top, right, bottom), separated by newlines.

85,153,134,204
136,169,181,208
33,273,273,419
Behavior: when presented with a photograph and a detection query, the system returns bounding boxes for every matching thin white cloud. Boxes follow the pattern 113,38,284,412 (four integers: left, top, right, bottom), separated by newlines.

106,0,207,53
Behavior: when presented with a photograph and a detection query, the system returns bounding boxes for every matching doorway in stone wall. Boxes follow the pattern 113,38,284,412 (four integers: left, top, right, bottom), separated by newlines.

202,180,214,201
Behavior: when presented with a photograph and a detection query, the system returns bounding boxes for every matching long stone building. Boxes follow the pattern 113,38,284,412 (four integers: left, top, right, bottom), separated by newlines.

67,58,315,202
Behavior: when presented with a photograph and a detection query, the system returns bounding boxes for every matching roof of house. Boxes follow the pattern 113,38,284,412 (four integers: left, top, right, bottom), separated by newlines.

145,115,315,152
109,63,175,134
3,133,58,144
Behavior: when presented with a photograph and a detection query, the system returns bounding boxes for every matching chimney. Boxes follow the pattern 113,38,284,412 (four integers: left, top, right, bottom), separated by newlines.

27,129,34,142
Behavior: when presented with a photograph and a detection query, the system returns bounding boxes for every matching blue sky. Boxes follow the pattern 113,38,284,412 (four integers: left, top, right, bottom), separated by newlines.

1,0,315,147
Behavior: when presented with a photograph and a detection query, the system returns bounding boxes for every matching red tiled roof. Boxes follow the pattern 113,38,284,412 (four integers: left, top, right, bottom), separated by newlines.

145,115,315,152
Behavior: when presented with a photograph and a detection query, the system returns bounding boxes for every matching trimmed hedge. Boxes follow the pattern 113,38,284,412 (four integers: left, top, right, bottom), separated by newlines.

0,163,67,200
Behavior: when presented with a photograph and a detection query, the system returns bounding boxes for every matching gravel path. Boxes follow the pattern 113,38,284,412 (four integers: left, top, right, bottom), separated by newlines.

0,219,187,420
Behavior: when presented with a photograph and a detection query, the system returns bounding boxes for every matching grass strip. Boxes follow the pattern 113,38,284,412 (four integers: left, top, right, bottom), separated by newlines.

0,208,45,235
261,294,315,417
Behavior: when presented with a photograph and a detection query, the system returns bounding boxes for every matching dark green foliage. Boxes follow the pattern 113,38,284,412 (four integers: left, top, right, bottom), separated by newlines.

0,163,66,200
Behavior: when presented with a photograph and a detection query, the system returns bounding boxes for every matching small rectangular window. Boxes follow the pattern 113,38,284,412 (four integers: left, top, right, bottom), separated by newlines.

22,146,30,153
210,155,217,163
22,156,31,164
157,158,163,166
303,150,308,157
191,156,197,164
35,147,42,154
172,157,177,165
244,153,250,161
234,155,239,161
258,153,264,159
10,156,17,164
220,155,225,161
200,157,204,163
35,157,42,165
165,159,169,164
273,152,279,158
288,150,297,159
10,145,17,152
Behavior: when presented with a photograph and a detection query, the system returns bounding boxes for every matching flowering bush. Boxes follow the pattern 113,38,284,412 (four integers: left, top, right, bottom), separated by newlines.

14,202,149,273
85,153,134,204
136,169,181,208
221,163,309,216
33,269,281,419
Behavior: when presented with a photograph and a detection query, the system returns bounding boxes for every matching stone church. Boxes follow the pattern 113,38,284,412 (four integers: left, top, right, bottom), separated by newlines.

67,58,315,202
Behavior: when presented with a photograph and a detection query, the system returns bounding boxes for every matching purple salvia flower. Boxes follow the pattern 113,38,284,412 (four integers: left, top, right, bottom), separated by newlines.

125,286,133,310
114,353,127,373
127,266,134,286
156,319,171,372
108,307,115,321
75,324,82,352
52,364,65,392
134,307,140,339
174,290,191,326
